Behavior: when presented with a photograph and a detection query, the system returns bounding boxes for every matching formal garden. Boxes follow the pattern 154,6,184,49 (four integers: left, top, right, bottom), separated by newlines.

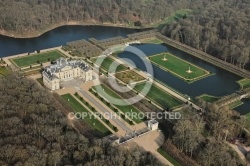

115,70,145,84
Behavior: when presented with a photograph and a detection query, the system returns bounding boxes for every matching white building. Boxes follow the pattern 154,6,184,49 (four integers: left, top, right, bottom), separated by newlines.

148,119,159,131
42,58,93,90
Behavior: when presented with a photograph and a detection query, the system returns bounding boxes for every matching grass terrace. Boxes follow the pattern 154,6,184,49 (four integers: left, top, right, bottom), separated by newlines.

74,92,118,132
62,93,111,136
237,78,250,90
115,70,145,84
228,100,243,109
157,148,182,166
0,66,10,77
199,94,220,103
92,56,127,73
140,37,164,44
92,84,144,123
134,82,183,109
149,52,212,83
11,50,65,68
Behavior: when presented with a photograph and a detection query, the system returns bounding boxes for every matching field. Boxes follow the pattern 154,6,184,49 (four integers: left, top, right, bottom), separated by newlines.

237,78,250,90
92,56,127,73
92,84,144,123
62,94,111,136
12,50,65,67
134,82,183,109
149,53,211,83
115,70,145,84
199,94,220,103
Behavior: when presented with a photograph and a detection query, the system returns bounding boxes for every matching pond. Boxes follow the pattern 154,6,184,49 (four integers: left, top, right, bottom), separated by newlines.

118,43,242,98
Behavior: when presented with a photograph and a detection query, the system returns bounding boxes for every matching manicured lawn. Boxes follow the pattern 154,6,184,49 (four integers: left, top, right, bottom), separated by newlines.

92,56,127,73
115,70,145,84
238,78,250,89
93,84,144,123
228,100,243,109
12,50,65,67
74,93,118,132
134,82,182,109
62,94,111,136
199,94,220,103
141,38,163,44
157,148,182,166
0,66,10,77
149,52,211,82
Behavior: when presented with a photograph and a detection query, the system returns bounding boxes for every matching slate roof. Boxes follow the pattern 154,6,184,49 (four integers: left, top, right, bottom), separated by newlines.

43,58,90,81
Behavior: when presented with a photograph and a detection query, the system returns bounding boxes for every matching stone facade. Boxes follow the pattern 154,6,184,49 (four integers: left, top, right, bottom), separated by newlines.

42,58,92,90
148,119,159,131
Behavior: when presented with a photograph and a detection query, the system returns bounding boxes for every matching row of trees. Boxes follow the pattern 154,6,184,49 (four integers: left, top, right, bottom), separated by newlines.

161,0,250,69
0,74,162,165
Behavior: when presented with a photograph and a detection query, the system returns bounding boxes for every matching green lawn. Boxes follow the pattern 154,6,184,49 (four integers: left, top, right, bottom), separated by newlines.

115,70,145,84
0,66,10,77
93,84,144,123
149,53,211,82
157,148,182,166
12,50,65,67
74,93,118,132
199,94,220,103
92,56,127,73
62,94,111,136
238,78,250,90
228,100,243,109
134,82,183,109
141,38,164,44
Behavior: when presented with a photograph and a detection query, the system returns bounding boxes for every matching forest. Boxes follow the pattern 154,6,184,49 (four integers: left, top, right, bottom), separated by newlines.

161,0,250,69
0,0,210,32
162,103,248,166
0,74,162,165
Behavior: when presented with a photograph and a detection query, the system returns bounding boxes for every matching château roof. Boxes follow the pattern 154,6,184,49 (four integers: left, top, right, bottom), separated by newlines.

42,58,90,80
